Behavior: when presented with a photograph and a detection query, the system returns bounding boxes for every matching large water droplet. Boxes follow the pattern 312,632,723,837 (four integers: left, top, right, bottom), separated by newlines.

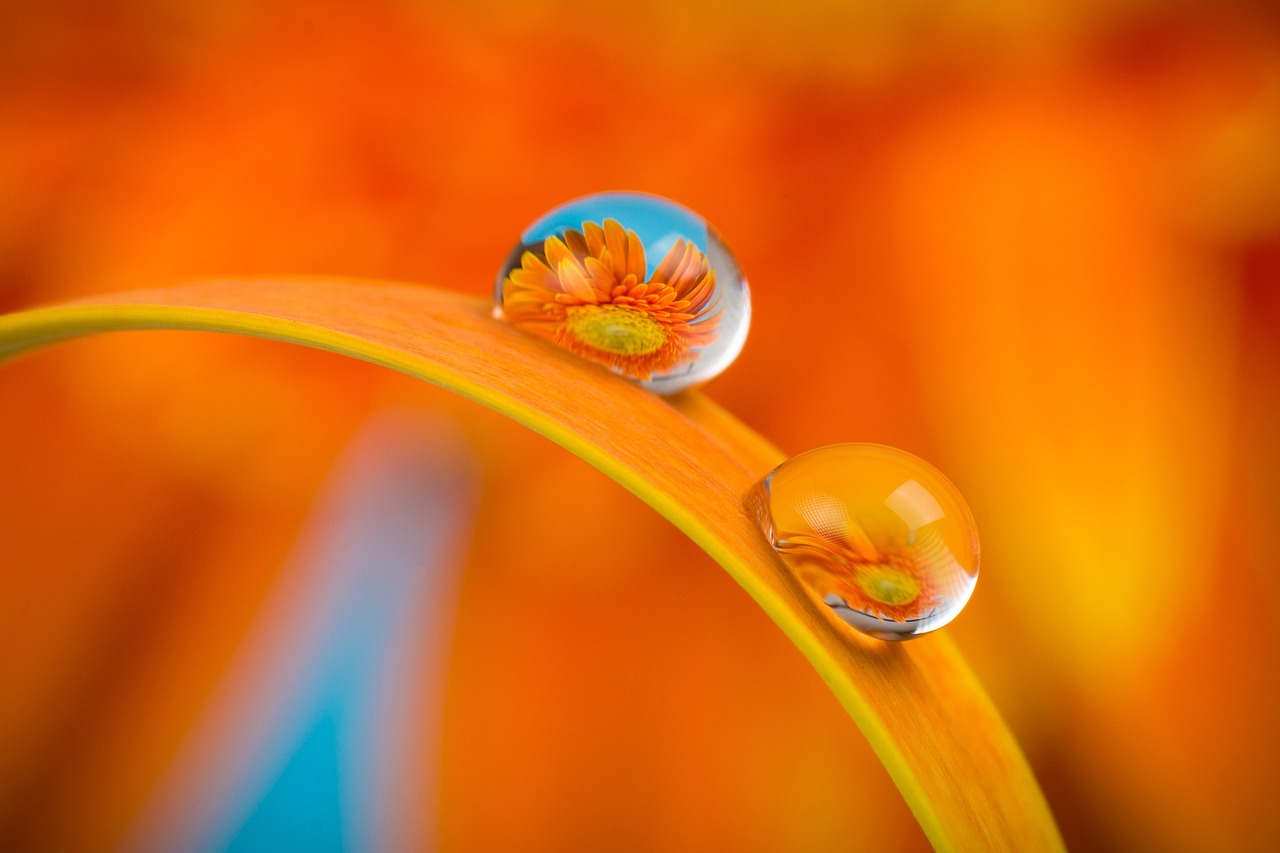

748,444,979,641
495,191,750,395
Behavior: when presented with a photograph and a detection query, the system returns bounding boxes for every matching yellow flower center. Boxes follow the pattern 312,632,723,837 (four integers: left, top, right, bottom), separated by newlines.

855,563,921,606
564,305,667,356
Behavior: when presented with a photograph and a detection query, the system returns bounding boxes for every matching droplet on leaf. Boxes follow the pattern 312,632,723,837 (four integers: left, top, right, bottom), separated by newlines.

495,191,750,394
748,443,979,641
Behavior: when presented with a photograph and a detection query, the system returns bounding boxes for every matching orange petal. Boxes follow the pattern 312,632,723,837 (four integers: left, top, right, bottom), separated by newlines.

681,271,717,310
556,259,598,302
651,238,686,284
583,221,606,258
0,280,1065,852
668,243,701,289
626,228,646,281
583,257,618,293
603,219,630,281
544,237,585,278
507,266,558,292
563,229,589,258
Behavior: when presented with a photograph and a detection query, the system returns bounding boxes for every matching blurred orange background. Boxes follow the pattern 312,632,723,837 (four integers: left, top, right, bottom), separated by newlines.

2,0,1279,850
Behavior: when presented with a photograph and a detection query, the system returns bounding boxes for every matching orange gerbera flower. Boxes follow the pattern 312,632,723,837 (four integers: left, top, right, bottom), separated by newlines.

501,218,721,379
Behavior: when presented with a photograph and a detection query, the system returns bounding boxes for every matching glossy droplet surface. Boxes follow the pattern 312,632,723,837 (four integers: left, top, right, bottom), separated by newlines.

749,444,979,641
495,191,750,394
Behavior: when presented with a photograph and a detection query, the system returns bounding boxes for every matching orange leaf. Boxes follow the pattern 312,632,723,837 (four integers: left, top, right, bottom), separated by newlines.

0,278,1064,851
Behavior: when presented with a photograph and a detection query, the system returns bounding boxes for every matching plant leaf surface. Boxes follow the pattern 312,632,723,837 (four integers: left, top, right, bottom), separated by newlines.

0,278,1064,852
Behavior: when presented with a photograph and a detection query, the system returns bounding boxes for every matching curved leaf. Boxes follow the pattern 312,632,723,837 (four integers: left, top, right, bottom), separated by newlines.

0,278,1064,851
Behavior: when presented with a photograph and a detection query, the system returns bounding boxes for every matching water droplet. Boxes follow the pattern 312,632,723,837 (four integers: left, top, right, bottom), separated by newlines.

495,191,750,395
748,444,979,641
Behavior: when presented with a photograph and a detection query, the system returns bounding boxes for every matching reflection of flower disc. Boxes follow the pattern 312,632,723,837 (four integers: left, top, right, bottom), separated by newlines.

495,192,750,394
854,563,922,606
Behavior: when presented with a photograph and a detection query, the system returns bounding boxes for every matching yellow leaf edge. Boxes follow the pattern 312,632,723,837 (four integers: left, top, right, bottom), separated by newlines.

0,279,1064,852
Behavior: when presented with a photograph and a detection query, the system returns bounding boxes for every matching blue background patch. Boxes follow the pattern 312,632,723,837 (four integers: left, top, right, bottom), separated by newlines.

521,192,709,278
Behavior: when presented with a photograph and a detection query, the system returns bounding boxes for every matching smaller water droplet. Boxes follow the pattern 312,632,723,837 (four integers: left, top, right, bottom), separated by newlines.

494,191,750,395
748,444,979,641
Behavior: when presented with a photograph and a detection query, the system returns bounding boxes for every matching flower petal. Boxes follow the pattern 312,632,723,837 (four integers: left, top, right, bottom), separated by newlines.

651,238,686,284
555,259,598,302
602,219,631,281
0,279,1064,853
